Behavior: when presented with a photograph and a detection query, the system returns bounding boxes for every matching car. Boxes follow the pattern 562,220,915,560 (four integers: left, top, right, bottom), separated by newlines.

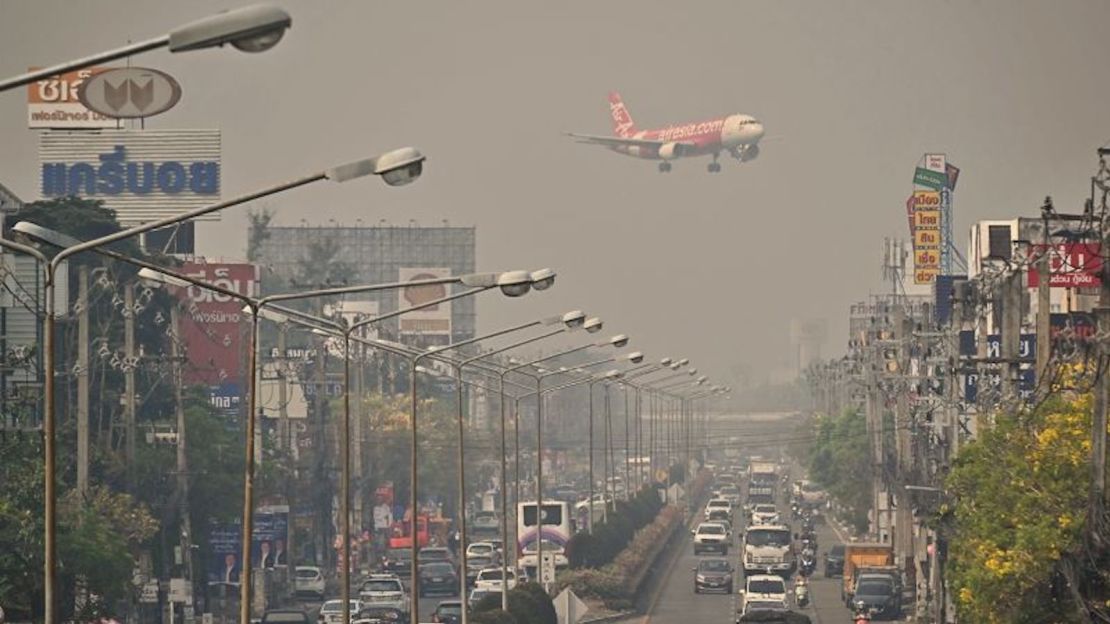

739,575,788,614
431,600,462,624
465,555,493,586
850,573,902,620
692,522,730,555
706,508,732,527
693,557,734,593
824,544,845,577
718,484,742,505
418,561,459,597
354,606,405,624
358,574,410,621
705,498,732,520
381,548,413,578
420,547,455,567
465,542,498,560
471,511,500,536
318,599,361,624
261,609,311,624
474,566,518,591
750,504,780,525
467,587,504,610
293,566,325,600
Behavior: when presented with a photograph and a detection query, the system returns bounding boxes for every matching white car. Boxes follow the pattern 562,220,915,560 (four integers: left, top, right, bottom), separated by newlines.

319,599,361,624
466,542,498,560
293,565,325,599
473,566,518,591
358,574,410,618
704,498,732,520
740,574,788,613
750,504,780,525
692,522,730,555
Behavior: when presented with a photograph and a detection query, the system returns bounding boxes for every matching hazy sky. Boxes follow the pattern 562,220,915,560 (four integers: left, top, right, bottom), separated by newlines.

3,1,1109,387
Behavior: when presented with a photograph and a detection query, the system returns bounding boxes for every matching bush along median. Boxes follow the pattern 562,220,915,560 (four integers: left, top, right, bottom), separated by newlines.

557,486,683,610
472,581,557,624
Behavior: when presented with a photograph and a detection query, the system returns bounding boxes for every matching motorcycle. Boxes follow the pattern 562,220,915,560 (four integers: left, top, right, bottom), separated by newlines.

852,600,875,624
798,550,816,576
793,576,810,608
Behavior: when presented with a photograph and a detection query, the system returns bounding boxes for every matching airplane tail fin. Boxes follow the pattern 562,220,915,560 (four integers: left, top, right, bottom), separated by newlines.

608,91,637,138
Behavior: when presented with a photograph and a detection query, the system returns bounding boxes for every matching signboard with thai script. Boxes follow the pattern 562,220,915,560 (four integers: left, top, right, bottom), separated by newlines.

1026,243,1103,288
39,129,220,226
176,262,258,388
914,167,947,190
27,66,117,128
912,189,941,284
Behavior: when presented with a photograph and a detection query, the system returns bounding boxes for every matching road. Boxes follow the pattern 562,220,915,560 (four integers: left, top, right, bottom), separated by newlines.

641,508,902,624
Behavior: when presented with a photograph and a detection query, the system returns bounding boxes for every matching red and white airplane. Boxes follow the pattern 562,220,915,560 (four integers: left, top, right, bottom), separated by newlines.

566,92,765,172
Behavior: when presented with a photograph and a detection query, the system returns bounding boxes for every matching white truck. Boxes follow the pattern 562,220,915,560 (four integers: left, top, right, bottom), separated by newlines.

742,524,794,576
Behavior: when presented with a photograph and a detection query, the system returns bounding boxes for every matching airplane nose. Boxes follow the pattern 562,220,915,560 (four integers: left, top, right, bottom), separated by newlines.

754,124,765,140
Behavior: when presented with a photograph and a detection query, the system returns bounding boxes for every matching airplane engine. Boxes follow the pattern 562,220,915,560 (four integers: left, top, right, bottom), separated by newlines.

657,142,685,160
741,144,760,162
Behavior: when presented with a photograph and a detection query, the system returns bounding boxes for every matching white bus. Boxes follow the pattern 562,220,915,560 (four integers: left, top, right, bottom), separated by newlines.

516,501,572,577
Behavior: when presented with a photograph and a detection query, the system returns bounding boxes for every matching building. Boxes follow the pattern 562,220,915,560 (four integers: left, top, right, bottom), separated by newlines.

251,223,478,345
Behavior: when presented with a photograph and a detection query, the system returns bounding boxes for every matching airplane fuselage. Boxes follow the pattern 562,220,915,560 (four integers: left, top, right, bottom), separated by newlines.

613,114,764,160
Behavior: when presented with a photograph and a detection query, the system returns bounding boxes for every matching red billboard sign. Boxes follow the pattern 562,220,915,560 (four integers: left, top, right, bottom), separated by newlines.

1027,243,1102,288
177,262,258,386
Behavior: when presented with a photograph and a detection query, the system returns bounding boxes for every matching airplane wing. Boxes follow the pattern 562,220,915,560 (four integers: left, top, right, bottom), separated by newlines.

564,132,694,149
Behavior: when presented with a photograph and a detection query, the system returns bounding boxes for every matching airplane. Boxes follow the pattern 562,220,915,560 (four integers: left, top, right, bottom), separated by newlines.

566,91,765,173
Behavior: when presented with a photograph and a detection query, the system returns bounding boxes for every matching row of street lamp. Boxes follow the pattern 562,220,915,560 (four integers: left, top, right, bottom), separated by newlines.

0,5,730,624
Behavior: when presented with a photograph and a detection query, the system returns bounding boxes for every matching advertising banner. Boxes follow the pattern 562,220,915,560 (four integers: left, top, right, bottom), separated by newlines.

27,67,117,128
913,167,947,191
912,190,941,210
398,267,452,335
912,188,941,284
39,129,221,226
176,262,258,387
913,210,941,230
1026,243,1103,288
924,153,947,173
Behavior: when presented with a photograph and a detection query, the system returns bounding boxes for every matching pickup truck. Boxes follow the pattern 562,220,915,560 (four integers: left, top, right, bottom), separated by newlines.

692,522,730,555
840,543,894,602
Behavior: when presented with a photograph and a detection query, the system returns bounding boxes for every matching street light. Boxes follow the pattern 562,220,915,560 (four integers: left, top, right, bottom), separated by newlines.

10,147,422,623
251,276,550,624
0,4,292,92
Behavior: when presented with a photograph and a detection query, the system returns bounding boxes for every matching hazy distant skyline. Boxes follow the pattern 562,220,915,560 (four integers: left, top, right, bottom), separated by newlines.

3,1,1110,388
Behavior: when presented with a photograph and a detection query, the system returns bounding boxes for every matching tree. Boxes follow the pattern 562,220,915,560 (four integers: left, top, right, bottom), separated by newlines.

804,407,871,533
945,391,1093,623
246,207,274,263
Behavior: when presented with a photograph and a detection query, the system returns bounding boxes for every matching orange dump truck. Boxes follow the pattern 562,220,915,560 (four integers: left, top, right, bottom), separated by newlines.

840,542,894,601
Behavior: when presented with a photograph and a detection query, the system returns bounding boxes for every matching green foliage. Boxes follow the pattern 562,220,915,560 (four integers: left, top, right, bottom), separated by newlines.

0,437,158,620
805,407,871,533
558,504,682,610
470,608,517,624
945,393,1092,623
567,486,663,568
246,207,274,263
472,582,555,624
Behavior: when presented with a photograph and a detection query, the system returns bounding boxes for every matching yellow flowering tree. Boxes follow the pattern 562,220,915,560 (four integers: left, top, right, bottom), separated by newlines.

946,391,1092,623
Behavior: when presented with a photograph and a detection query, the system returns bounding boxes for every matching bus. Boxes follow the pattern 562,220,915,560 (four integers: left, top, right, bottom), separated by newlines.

516,501,572,577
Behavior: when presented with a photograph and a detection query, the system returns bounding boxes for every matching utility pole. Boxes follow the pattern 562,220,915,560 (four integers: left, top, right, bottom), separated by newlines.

1035,222,1052,396
1092,231,1110,536
893,304,914,564
124,283,136,491
76,266,89,498
866,333,885,541
171,306,194,609
277,326,288,451
999,272,1023,407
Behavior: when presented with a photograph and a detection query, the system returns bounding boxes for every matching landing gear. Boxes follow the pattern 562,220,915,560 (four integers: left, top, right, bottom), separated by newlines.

658,161,672,173
708,153,721,173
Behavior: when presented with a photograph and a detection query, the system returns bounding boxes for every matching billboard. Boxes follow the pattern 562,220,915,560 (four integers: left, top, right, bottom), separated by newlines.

398,267,452,335
912,190,941,284
1026,243,1103,288
40,129,220,226
27,67,117,128
176,262,258,387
